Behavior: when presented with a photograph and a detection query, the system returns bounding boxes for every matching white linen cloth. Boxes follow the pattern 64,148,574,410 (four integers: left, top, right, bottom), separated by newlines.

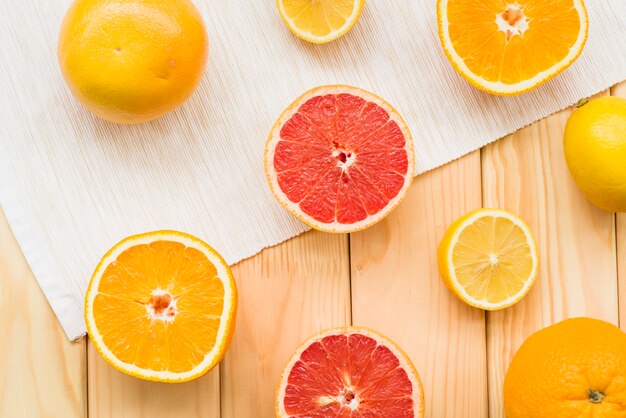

1,0,625,340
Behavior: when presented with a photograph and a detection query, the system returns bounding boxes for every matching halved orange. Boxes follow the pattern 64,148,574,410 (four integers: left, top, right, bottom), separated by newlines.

85,231,237,383
437,0,588,95
276,0,365,44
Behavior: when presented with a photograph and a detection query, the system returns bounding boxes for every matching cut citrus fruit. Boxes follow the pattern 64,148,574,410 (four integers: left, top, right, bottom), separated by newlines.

264,85,415,233
276,0,365,44
437,208,538,310
85,231,237,383
437,0,588,95
276,327,425,417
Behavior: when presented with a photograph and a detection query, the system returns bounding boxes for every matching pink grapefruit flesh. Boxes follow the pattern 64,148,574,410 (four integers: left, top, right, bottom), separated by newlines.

276,327,425,417
265,85,415,233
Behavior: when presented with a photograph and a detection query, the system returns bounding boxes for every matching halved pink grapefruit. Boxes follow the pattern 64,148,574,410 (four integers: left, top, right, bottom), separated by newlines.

265,85,415,233
276,327,425,417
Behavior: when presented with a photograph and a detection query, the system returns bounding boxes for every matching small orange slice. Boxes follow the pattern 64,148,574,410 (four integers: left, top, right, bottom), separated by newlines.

437,0,588,95
85,231,237,383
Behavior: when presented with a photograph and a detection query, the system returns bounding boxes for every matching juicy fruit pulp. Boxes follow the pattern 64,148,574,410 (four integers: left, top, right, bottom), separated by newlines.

277,0,364,44
265,85,414,233
58,0,208,124
438,0,588,94
564,96,626,212
438,209,538,310
504,318,626,417
277,328,424,417
85,231,237,382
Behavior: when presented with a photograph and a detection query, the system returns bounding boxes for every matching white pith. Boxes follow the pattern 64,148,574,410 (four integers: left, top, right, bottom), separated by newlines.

85,231,236,382
277,0,363,43
145,289,178,323
265,85,415,233
438,0,588,94
332,149,356,170
446,210,538,309
495,3,530,40
276,327,425,417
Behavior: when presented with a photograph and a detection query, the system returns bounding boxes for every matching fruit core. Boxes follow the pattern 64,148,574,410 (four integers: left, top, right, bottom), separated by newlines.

332,142,356,170
496,4,530,41
318,387,360,410
146,290,177,321
588,389,605,404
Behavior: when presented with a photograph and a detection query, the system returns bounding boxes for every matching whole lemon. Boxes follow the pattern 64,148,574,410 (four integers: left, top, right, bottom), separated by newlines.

563,96,626,212
504,317,626,418
58,0,208,124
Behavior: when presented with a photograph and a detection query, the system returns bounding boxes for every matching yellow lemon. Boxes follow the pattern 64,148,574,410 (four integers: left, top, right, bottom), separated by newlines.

58,0,208,124
564,96,626,212
437,208,538,310
277,0,365,44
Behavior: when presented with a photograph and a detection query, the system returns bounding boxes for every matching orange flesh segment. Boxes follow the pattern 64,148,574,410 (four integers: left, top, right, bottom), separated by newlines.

447,0,581,84
274,93,409,225
284,333,415,416
93,241,225,373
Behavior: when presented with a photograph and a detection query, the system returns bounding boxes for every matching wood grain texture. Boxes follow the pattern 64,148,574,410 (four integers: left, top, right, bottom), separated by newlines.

350,152,487,418
221,231,351,417
0,210,86,418
87,340,220,418
612,81,626,330
482,90,619,418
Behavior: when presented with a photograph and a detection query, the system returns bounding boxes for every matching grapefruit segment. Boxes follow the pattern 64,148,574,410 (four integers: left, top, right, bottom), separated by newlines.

277,327,425,417
265,85,415,233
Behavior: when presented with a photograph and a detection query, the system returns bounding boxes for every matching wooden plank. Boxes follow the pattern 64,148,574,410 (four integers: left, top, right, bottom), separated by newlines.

612,81,626,329
221,231,351,417
0,210,86,418
88,338,220,418
482,91,619,418
350,152,487,418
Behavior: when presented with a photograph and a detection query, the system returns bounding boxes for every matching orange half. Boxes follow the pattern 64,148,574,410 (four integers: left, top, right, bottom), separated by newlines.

85,231,237,383
438,0,588,95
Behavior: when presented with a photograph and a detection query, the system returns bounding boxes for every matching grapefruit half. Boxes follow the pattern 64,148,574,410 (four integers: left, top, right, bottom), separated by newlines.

265,85,415,233
276,327,425,417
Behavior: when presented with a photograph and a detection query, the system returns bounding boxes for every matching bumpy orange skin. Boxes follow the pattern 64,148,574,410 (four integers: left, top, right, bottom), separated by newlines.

504,318,626,418
58,0,208,124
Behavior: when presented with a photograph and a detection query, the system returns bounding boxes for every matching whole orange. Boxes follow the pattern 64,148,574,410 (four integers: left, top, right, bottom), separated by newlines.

57,0,208,124
504,317,626,418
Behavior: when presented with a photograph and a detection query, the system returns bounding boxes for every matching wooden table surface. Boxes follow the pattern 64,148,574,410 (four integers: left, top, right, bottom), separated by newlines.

2,81,625,418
